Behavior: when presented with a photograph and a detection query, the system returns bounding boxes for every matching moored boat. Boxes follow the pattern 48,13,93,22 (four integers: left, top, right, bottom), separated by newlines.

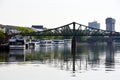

40,39,53,47
52,39,64,46
29,40,40,49
9,37,26,49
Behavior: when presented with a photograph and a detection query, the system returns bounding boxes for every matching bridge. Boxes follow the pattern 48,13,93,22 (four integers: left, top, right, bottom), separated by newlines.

21,22,120,36
15,21,120,45
13,22,119,72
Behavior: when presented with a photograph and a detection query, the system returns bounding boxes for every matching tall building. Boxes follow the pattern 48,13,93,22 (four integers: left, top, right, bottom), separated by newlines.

106,17,115,31
88,21,100,29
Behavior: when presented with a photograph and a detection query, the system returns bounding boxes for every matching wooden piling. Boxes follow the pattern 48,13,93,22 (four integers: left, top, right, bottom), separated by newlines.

72,36,76,72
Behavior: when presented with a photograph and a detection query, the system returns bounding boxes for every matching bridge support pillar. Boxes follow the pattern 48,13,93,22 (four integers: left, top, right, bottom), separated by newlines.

107,36,113,44
71,36,76,72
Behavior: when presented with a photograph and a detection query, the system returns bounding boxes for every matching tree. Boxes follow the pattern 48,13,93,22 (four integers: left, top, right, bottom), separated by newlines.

17,27,35,33
0,30,5,39
17,27,35,39
0,30,5,44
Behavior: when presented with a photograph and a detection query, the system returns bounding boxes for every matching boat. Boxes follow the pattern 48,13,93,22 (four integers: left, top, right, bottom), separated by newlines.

52,39,64,46
29,40,40,49
40,39,53,47
9,36,26,49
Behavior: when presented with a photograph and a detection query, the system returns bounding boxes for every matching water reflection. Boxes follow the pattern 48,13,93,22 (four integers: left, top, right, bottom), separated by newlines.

0,52,9,62
0,43,120,73
9,50,25,62
87,44,101,70
105,43,115,71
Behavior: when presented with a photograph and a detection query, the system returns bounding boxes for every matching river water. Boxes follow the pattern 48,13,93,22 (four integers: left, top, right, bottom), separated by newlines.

0,43,120,80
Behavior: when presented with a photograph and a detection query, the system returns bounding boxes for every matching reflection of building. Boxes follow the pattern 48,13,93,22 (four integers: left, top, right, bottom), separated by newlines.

9,50,25,62
88,21,100,29
105,43,115,70
106,17,115,31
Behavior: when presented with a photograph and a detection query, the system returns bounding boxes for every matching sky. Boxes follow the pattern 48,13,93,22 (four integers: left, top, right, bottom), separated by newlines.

0,0,120,31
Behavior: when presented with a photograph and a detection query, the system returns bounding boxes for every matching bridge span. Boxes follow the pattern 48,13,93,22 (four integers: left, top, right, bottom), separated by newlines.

20,22,120,36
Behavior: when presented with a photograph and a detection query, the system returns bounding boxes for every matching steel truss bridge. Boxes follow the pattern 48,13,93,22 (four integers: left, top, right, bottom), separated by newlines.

21,22,117,72
21,22,120,37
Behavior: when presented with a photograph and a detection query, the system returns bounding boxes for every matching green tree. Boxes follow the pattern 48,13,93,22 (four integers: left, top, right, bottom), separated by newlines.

0,30,5,39
17,27,35,33
17,27,35,39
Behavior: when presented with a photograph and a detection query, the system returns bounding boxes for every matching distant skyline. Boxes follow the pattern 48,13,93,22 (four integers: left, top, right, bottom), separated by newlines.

0,0,120,31
88,21,100,29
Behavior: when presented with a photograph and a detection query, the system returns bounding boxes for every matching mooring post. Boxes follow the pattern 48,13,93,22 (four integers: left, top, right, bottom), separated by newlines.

72,36,76,72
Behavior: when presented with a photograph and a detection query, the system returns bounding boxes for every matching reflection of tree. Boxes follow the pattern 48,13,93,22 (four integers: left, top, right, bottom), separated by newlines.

25,48,64,62
63,50,71,71
0,50,25,62
63,46,71,61
0,52,9,62
76,44,88,57
25,52,51,61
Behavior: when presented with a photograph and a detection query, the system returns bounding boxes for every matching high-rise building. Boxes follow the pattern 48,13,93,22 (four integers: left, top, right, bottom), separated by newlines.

88,21,100,29
106,17,115,31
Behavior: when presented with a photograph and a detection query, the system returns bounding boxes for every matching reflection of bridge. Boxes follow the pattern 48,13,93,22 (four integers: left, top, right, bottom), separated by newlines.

21,22,120,36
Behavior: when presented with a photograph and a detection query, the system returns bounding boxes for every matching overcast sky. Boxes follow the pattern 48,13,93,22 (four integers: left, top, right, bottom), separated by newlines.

0,0,120,31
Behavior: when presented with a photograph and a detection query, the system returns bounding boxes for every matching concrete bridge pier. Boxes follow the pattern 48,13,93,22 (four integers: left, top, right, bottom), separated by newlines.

71,36,76,72
107,36,113,44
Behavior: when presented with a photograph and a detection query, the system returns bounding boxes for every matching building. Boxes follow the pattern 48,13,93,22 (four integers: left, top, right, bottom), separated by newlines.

0,24,6,32
88,21,100,29
31,25,44,32
0,24,19,34
106,17,115,31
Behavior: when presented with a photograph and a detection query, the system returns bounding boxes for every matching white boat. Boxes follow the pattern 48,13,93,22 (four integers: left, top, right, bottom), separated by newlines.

40,39,53,47
29,40,40,49
9,37,26,49
52,39,64,46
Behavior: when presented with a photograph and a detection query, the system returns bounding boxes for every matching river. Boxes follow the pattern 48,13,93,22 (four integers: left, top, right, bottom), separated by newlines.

0,42,120,80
